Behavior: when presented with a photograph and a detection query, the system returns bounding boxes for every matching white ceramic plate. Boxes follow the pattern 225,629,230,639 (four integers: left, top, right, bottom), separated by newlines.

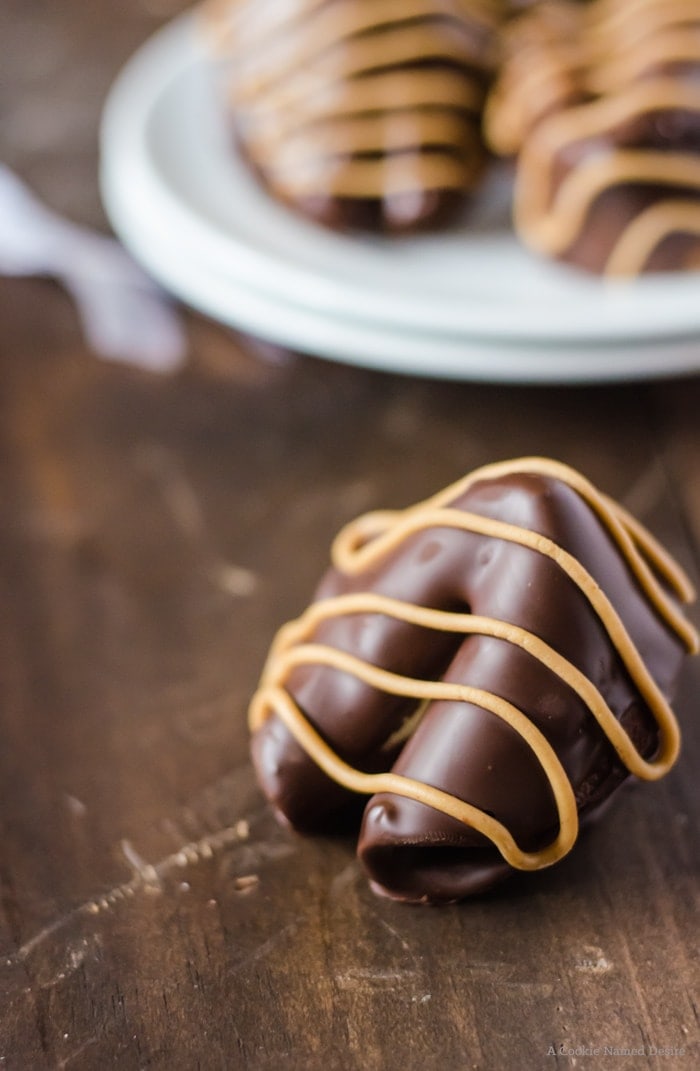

99,13,700,381
98,199,700,382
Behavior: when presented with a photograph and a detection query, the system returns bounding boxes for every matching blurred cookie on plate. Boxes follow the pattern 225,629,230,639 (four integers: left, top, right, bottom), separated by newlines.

485,0,700,275
203,0,506,233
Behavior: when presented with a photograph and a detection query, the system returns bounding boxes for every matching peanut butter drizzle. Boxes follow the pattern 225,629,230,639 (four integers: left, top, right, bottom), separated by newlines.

249,458,698,874
231,10,492,104
245,70,484,149
202,0,503,202
518,144,700,256
255,112,480,175
486,0,700,275
590,0,700,41
605,200,700,276
208,0,499,53
485,5,585,158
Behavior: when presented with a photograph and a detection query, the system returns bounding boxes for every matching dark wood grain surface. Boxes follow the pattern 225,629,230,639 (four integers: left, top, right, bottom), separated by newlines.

1,3,699,1069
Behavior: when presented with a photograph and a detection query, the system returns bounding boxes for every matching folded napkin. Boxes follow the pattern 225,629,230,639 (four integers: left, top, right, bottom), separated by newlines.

0,165,187,372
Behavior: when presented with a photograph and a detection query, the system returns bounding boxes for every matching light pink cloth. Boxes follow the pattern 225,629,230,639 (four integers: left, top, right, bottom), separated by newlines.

0,165,186,371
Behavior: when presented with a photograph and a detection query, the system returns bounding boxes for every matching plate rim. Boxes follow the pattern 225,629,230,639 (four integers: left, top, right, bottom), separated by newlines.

102,142,700,384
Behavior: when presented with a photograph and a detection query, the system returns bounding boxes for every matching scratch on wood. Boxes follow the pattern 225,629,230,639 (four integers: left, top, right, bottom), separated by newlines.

13,915,83,963
120,839,160,887
612,927,658,1049
37,937,96,991
135,443,204,539
12,818,256,963
376,917,412,954
55,1033,99,1069
462,961,516,980
231,920,301,974
335,968,419,991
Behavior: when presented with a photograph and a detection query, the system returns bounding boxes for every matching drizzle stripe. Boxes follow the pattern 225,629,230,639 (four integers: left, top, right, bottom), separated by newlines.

605,200,700,275
252,111,477,169
517,149,700,257
232,18,491,105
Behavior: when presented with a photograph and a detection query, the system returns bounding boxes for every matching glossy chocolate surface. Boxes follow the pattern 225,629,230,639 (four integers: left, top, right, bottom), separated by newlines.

251,470,687,901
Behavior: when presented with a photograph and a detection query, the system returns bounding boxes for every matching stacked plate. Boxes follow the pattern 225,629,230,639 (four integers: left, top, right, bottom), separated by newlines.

100,14,700,384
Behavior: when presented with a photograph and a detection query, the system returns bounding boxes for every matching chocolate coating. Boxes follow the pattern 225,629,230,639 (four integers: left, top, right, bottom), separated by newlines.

250,463,694,902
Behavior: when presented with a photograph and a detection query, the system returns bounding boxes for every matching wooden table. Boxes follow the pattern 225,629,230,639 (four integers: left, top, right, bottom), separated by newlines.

1,3,699,1068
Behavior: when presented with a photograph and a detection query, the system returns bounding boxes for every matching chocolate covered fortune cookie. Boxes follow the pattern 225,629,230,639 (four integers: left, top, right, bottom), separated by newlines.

203,0,504,232
249,458,697,903
485,0,700,275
